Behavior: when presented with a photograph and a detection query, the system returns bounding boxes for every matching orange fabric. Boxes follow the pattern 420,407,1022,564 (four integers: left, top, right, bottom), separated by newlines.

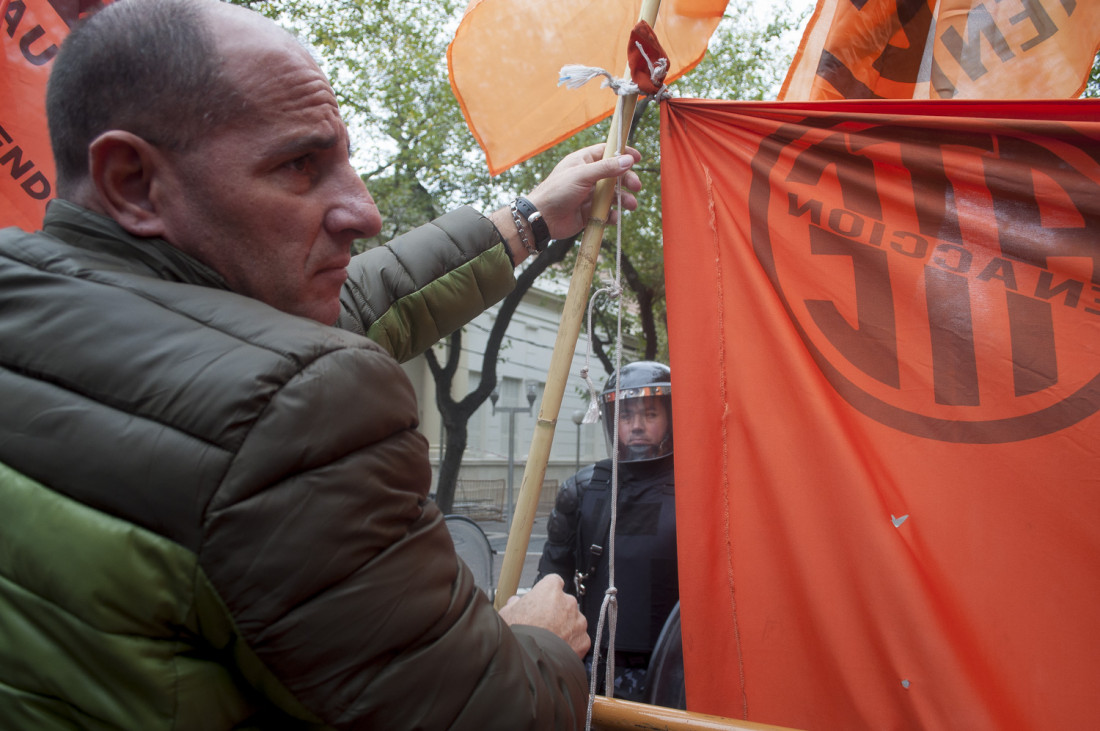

780,0,1100,100
627,21,668,94
2,0,65,230
448,0,727,175
661,98,1100,729
1,0,108,230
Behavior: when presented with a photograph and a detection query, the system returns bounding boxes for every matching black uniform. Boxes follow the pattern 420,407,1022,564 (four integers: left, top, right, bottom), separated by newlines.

536,453,678,701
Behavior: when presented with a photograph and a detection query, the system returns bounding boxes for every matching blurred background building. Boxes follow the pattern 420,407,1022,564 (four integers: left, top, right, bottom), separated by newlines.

400,284,635,517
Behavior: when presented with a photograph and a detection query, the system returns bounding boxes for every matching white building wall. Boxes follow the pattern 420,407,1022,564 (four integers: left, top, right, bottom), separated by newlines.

404,285,623,495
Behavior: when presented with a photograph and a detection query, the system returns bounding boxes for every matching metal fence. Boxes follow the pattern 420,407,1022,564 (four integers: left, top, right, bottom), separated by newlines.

451,479,505,521
536,478,559,517
450,478,561,521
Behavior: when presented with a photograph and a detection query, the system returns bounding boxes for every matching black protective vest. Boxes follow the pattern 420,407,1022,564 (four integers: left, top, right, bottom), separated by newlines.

572,455,678,655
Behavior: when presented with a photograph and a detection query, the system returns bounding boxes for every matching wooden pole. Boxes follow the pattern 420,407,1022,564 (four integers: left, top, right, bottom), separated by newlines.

589,697,804,731
493,0,663,611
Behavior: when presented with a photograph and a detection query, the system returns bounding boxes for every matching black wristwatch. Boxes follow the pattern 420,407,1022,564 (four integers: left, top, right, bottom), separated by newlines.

514,196,551,252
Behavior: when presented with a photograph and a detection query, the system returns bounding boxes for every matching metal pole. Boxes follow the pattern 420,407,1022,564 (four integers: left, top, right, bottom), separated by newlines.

575,423,581,472
572,409,585,472
491,384,536,532
506,410,516,530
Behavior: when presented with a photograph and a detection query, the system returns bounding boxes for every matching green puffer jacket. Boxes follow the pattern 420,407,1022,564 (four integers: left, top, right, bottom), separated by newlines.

0,201,587,730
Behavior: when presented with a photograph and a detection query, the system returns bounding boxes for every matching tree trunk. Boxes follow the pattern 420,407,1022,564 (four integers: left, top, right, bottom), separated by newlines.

427,236,573,514
434,410,470,514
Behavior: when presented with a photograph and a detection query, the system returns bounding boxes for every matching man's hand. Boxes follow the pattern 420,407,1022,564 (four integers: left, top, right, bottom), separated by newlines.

490,143,643,265
499,574,591,658
527,143,642,239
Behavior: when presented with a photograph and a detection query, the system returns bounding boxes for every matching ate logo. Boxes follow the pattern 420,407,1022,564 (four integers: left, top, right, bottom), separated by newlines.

749,114,1100,443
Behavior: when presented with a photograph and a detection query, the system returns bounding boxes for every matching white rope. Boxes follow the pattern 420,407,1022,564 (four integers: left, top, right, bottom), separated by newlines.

580,282,620,424
561,34,673,724
582,103,630,731
559,64,641,96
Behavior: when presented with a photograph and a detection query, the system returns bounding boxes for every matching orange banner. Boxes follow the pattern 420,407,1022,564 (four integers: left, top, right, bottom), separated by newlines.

1,1,108,230
661,98,1100,729
448,0,727,175
780,0,1100,100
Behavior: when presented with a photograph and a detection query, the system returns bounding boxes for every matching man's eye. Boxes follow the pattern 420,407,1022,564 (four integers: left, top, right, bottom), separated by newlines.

286,155,313,173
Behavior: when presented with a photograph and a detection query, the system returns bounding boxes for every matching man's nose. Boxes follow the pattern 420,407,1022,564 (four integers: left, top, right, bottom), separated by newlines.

327,167,383,240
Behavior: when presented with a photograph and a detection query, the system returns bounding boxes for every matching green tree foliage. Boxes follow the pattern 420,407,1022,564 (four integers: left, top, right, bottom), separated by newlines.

1084,52,1100,98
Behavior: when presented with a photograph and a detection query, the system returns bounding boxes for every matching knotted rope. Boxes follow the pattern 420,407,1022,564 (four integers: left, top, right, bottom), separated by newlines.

562,22,673,728
559,40,672,102
580,106,631,731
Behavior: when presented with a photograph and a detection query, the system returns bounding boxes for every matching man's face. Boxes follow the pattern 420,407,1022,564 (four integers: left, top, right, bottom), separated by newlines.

617,396,670,452
155,12,382,324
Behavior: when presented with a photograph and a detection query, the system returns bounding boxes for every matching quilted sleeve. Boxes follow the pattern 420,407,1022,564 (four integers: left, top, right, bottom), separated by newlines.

337,207,516,362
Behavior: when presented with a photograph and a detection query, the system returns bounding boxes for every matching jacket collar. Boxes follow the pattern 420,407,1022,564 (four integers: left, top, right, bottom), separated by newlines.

42,199,229,291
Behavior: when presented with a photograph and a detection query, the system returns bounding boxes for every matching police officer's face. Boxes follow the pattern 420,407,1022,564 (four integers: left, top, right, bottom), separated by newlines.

617,396,669,449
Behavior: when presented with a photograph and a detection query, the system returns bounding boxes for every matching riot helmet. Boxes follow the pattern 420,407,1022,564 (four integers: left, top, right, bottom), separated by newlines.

599,361,673,462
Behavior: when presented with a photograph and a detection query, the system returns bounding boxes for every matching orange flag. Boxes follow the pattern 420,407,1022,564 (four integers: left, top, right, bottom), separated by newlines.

1,0,109,230
448,0,728,175
780,0,1100,100
662,98,1100,729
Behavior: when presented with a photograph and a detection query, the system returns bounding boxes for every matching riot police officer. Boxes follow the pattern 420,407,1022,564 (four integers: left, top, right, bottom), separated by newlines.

536,361,678,702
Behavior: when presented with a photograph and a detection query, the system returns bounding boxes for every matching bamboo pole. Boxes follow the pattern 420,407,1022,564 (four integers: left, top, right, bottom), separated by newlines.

590,697,803,731
493,0,663,611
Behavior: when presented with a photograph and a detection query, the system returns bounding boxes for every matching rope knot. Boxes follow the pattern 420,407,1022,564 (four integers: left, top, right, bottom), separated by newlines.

558,65,640,96
558,21,673,103
596,278,622,299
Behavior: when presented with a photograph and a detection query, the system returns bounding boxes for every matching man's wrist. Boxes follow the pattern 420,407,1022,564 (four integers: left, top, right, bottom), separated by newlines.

486,214,520,267
489,207,527,266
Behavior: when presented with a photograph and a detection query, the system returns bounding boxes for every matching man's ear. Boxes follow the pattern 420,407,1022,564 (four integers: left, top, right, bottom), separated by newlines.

87,130,171,238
